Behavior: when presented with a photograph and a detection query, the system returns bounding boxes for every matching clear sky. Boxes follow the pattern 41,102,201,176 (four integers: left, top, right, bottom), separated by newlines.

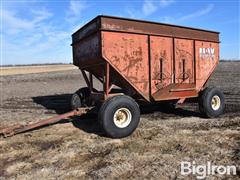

1,0,239,65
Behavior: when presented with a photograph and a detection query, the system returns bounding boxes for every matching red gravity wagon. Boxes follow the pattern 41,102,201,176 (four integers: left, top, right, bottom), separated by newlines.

70,15,225,138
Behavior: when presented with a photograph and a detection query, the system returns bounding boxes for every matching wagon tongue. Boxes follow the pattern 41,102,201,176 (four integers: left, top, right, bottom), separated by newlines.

0,107,92,138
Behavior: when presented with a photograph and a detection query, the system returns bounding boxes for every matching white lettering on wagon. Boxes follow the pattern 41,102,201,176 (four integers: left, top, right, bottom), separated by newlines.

199,48,215,60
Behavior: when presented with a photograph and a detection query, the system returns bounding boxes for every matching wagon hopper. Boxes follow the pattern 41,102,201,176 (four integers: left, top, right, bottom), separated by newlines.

71,15,224,138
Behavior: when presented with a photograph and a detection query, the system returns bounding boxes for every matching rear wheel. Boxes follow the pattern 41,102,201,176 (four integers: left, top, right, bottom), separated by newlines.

198,87,225,118
98,95,140,138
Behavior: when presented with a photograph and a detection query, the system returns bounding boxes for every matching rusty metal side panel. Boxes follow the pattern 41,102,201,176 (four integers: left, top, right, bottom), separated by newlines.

101,17,219,42
150,36,173,95
174,39,195,84
72,32,101,68
101,31,149,100
195,41,219,90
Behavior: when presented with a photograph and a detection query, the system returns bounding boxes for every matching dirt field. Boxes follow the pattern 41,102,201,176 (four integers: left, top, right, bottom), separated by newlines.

0,64,77,76
0,62,239,179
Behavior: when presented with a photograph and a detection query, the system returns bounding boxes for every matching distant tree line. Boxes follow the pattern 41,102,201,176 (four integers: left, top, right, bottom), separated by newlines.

0,62,73,67
220,59,240,62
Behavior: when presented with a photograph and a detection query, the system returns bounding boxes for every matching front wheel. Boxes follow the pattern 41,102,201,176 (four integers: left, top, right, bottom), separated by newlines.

71,87,96,109
198,87,225,118
98,95,140,138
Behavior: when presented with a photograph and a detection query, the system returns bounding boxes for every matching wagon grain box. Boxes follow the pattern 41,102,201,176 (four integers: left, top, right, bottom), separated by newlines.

71,15,224,138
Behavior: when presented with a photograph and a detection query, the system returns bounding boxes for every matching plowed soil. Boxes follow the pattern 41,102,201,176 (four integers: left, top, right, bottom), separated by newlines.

0,62,239,179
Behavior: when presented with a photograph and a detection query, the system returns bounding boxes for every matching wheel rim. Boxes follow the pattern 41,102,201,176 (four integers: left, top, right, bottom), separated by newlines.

211,95,221,110
113,108,132,128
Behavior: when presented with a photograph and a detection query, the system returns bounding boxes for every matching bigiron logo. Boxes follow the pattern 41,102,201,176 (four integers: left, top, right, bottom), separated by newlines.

199,48,215,59
180,161,237,179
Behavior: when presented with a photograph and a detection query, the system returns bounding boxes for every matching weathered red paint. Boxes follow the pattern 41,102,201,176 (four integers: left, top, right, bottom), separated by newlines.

174,39,194,84
102,32,150,100
195,41,219,90
150,36,173,95
72,15,220,102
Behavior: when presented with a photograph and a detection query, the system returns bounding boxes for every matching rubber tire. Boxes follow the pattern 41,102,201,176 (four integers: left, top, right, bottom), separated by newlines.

198,87,225,118
71,87,95,109
98,95,140,138
71,93,82,109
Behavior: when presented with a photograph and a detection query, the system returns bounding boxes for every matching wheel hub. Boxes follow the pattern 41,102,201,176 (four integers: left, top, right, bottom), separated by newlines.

113,108,132,128
211,95,221,110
